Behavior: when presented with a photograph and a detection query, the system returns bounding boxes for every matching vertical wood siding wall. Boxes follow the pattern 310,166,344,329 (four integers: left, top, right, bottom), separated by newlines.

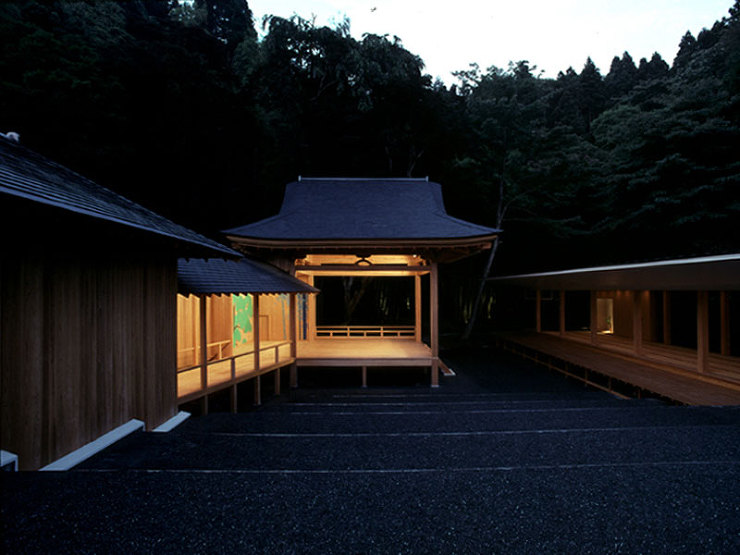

1,253,178,470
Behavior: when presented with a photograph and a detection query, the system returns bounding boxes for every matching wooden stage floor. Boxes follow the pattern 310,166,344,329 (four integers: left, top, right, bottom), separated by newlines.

498,332,740,406
296,338,433,367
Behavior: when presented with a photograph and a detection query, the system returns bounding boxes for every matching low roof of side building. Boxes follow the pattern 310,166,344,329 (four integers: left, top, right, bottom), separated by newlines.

178,257,318,295
489,254,740,291
0,136,237,257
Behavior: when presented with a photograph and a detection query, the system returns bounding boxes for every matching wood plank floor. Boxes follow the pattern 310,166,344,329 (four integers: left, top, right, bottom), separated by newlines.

560,331,740,382
498,332,740,406
296,338,433,366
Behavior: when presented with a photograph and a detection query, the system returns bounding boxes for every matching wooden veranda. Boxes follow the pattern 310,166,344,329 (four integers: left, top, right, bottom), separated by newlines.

176,258,317,411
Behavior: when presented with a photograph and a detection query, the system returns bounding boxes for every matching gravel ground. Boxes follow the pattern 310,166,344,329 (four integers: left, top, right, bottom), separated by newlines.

3,347,740,554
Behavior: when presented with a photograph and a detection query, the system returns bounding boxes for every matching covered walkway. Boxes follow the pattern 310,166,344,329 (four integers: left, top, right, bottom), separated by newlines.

490,254,740,405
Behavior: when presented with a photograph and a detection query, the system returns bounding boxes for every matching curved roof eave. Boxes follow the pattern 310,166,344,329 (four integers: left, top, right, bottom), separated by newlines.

225,233,500,249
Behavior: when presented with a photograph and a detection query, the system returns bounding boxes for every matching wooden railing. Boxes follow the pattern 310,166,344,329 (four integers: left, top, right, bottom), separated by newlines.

177,340,293,399
315,325,416,338
177,339,231,368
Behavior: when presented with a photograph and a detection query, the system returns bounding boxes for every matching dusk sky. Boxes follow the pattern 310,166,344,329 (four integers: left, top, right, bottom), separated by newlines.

248,0,734,81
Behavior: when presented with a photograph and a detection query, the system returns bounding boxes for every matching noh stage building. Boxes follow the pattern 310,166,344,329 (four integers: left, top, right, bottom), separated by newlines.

224,177,500,386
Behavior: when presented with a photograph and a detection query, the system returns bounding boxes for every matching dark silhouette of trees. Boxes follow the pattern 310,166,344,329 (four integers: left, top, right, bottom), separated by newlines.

2,0,738,332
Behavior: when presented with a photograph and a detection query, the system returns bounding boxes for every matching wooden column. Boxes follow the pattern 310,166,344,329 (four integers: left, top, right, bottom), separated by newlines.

535,289,542,333
720,291,730,356
430,263,439,388
290,293,297,358
290,293,298,388
415,274,422,342
254,375,262,406
633,291,643,355
662,291,671,345
558,290,566,336
199,294,209,414
290,363,298,388
253,294,261,404
230,384,237,413
697,290,709,373
589,290,597,344
306,275,316,340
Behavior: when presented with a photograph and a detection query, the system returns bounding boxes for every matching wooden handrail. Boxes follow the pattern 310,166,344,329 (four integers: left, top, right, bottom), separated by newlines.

177,340,293,374
177,339,232,359
315,325,415,338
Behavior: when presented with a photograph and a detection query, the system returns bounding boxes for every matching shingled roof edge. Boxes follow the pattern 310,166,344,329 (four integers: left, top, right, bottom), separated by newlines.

0,137,238,257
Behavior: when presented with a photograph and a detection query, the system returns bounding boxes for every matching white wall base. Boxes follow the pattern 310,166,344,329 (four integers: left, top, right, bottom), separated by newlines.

1,450,19,471
153,411,191,432
40,419,144,471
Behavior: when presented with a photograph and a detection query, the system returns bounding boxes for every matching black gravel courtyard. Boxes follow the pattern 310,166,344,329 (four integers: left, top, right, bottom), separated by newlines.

3,348,740,553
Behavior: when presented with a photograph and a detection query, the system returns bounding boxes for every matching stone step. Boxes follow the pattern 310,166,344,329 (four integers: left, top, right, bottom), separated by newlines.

77,422,740,472
176,404,740,435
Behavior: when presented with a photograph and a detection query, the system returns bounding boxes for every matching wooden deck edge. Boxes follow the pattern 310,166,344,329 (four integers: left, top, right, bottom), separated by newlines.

545,331,740,388
295,357,434,367
599,350,740,393
537,332,740,393
496,334,740,406
177,358,295,403
498,339,632,399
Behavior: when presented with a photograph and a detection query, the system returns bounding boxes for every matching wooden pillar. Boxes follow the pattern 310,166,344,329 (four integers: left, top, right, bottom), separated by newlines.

430,263,439,388
415,274,422,342
274,368,281,396
230,384,237,413
199,294,209,414
535,289,542,333
697,290,709,373
290,293,298,388
361,366,367,388
662,291,671,345
306,275,316,340
290,363,298,388
254,375,262,406
720,291,730,356
253,294,261,373
589,291,597,345
558,290,566,336
290,293,297,358
633,291,643,355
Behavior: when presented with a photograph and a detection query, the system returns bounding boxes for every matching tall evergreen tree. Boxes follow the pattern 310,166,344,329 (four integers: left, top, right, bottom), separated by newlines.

605,52,638,99
674,31,698,68
637,53,669,81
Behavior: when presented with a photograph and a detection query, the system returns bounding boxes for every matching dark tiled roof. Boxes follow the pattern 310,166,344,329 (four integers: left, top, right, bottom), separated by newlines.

0,137,236,256
178,258,318,295
223,178,500,240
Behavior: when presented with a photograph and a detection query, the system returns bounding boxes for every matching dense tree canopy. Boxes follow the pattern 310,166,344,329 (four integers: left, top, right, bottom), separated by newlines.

2,0,738,293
